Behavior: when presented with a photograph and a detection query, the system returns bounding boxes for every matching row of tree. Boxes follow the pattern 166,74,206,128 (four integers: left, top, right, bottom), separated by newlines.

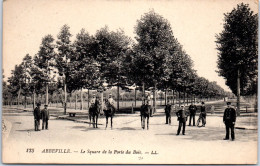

4,10,230,114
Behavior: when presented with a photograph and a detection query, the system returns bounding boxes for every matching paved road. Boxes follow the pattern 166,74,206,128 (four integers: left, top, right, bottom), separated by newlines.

2,108,257,164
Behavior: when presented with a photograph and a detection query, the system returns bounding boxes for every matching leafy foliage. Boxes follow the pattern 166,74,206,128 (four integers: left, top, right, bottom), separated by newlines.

133,10,176,88
216,3,258,95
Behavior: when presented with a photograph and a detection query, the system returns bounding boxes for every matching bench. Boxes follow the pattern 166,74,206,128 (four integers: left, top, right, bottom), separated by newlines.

68,113,76,117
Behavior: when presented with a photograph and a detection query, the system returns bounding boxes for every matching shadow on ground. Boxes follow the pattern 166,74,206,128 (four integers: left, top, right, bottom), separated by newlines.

117,127,137,130
16,129,36,132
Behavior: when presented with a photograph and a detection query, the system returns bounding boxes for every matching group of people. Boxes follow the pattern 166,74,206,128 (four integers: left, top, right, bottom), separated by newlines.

33,103,50,131
165,101,236,140
33,92,237,141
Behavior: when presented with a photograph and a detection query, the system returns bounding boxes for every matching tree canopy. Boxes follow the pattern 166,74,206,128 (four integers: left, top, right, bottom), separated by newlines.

216,3,258,95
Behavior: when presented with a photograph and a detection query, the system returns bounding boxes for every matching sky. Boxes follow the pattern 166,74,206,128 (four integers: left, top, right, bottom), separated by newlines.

2,0,258,92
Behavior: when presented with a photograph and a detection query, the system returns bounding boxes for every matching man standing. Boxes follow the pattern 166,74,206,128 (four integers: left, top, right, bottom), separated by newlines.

188,102,197,126
176,105,188,135
165,100,172,124
223,102,236,141
146,92,152,117
33,103,41,131
41,105,50,130
200,102,206,127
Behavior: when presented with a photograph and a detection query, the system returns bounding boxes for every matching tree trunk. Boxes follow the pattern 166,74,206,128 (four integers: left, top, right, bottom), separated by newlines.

24,95,27,109
50,94,53,106
186,93,189,105
80,88,83,110
178,91,181,107
183,91,185,105
46,83,48,105
165,89,167,105
142,82,145,105
160,93,162,105
17,87,21,109
153,85,157,113
75,91,77,110
101,91,104,114
134,88,137,107
70,93,72,108
117,85,120,112
172,90,175,105
64,82,67,115
237,69,240,116
87,89,89,109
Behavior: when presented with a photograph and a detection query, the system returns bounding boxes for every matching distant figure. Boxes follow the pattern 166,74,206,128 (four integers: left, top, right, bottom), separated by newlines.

200,102,206,127
211,105,215,114
223,102,236,141
165,100,172,124
176,105,188,135
146,92,152,117
41,105,50,130
33,103,41,131
188,102,197,126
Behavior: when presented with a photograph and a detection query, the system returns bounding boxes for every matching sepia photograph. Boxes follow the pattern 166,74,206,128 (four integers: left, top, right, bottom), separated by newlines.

2,0,258,164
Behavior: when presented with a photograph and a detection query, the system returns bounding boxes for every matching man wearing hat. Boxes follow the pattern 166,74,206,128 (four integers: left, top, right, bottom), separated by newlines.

200,102,206,127
146,92,152,117
188,102,197,126
108,93,116,111
176,105,188,135
165,100,172,124
33,103,41,131
90,94,97,108
41,104,50,130
223,102,236,141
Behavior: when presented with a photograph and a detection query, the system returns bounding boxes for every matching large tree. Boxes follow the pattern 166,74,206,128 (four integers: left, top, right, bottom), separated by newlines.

216,3,258,115
94,26,131,111
8,54,32,109
36,34,56,105
30,54,47,108
20,54,33,108
134,10,176,110
55,24,73,114
73,29,100,110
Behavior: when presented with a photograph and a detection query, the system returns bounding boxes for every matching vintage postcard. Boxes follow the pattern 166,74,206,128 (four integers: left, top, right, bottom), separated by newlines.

2,0,258,164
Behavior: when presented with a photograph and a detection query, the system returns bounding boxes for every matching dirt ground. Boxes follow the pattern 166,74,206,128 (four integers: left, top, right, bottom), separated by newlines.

2,105,258,164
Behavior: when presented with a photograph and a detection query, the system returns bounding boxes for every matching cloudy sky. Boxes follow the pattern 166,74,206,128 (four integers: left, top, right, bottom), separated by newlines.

3,0,258,91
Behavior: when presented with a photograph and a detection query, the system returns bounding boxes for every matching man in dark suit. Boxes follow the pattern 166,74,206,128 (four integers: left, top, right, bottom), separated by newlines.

41,104,50,130
176,105,188,135
188,102,197,126
223,102,236,141
165,100,172,124
33,103,41,131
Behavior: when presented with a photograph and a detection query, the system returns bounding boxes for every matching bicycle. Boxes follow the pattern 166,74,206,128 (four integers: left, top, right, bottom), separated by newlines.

196,113,205,127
